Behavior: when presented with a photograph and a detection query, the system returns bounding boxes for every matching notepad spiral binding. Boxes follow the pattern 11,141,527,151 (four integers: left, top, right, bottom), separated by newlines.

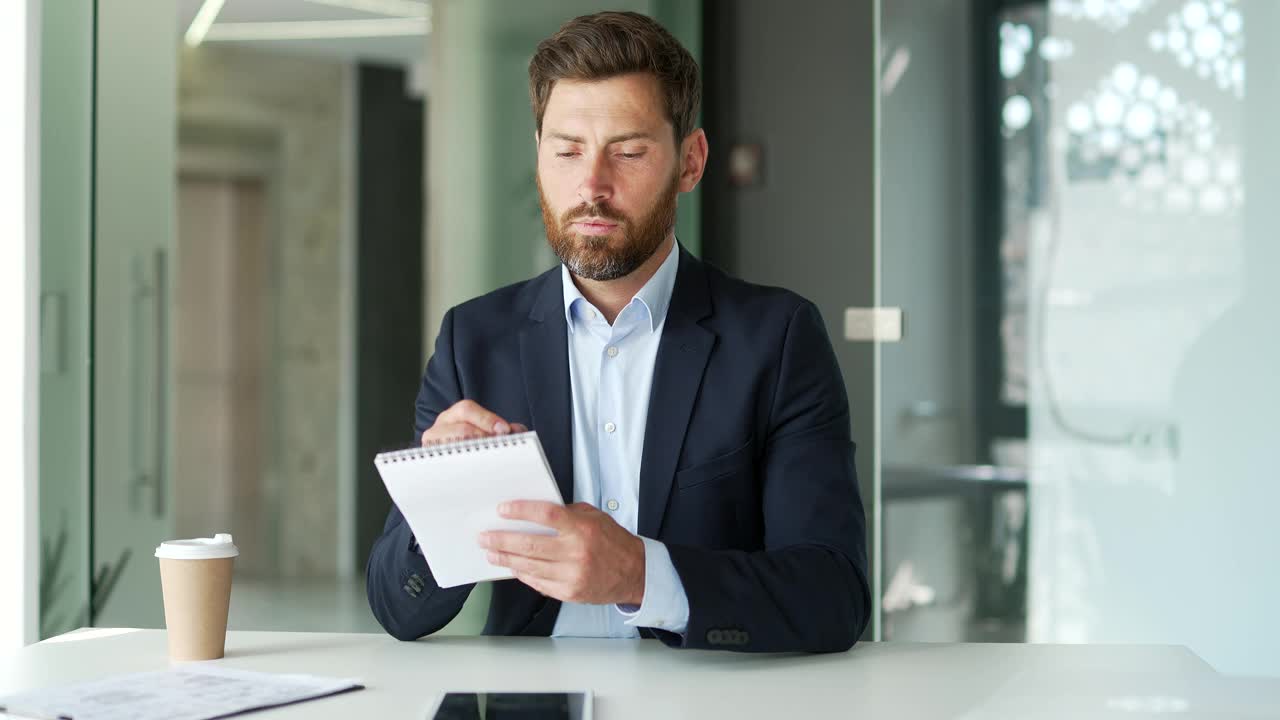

376,431,536,463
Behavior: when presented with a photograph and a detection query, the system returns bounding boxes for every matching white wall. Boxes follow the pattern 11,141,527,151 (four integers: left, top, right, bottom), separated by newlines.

0,0,40,651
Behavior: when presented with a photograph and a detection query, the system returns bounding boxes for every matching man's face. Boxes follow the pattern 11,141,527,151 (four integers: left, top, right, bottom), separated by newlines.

536,73,686,282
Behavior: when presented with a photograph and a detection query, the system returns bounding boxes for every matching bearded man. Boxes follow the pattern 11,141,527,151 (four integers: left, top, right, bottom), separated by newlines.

366,10,869,653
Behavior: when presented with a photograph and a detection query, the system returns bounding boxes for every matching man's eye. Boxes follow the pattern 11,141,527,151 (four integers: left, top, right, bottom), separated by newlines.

556,151,580,158
618,152,644,159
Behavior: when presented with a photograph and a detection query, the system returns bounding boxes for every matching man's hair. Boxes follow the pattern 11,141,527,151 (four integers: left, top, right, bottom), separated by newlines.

528,11,701,144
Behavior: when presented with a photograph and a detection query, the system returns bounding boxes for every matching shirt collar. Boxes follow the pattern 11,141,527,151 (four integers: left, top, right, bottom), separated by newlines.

561,238,680,334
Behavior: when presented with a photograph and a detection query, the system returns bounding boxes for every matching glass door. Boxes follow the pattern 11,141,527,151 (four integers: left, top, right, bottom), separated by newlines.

91,0,382,633
878,0,1279,675
91,0,179,628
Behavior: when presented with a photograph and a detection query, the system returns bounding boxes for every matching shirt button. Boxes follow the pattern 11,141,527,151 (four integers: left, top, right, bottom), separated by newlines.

588,309,597,320
607,346,619,358
606,499,620,511
604,422,617,433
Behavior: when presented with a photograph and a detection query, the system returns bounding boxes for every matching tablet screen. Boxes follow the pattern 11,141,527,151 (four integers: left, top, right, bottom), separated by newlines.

429,692,592,720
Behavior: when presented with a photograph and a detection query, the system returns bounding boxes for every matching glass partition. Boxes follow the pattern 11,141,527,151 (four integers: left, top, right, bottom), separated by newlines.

38,0,94,640
880,0,1279,676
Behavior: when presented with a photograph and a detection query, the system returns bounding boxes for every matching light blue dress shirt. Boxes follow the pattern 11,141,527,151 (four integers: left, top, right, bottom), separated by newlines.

550,239,691,638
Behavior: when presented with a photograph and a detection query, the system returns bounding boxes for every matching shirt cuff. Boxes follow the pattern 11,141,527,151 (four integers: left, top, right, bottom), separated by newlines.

615,537,690,635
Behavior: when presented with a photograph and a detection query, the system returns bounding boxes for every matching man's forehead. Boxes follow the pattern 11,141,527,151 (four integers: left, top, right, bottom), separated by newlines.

542,74,670,137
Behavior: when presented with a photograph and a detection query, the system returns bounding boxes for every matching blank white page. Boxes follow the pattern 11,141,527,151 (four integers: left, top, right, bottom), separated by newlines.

374,432,564,588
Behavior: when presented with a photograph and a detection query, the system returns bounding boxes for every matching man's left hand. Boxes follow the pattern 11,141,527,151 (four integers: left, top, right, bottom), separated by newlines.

479,501,646,606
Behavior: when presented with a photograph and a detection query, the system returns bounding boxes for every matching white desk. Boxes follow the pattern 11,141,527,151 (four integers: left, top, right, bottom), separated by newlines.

3,629,1276,719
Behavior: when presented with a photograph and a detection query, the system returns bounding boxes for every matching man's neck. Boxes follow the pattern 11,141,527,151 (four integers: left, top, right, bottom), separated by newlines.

570,235,675,325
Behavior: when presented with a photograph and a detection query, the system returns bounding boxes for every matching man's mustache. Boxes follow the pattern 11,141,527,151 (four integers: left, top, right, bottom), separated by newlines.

562,203,627,226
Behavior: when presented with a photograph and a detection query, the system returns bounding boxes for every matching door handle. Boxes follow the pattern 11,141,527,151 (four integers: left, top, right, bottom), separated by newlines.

129,249,167,519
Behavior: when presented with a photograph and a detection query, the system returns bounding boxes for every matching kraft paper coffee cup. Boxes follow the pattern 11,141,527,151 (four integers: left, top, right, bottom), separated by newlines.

155,534,239,661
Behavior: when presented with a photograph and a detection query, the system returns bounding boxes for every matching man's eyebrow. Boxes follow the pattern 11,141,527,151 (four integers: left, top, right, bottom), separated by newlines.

545,131,657,144
604,131,656,144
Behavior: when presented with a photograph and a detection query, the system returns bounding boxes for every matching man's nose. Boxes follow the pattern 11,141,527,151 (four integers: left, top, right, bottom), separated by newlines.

578,153,613,206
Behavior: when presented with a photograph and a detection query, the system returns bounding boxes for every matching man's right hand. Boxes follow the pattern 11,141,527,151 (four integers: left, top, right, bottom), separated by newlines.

421,399,528,446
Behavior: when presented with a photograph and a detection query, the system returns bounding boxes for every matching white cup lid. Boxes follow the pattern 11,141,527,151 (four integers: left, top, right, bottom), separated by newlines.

155,533,239,560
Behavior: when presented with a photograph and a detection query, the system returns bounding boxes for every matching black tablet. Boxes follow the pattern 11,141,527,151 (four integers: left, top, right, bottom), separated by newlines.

427,691,593,720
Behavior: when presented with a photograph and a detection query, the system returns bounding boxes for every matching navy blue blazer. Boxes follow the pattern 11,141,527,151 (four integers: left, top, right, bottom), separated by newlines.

366,247,870,652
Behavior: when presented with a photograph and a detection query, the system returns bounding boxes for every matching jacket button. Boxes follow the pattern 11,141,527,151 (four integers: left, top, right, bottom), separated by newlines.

404,573,425,597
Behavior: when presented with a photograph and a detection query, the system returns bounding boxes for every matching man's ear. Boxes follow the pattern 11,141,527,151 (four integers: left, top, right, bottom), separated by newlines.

678,128,709,193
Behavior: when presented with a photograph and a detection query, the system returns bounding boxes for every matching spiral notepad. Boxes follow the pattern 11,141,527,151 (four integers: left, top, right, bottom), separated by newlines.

374,431,564,588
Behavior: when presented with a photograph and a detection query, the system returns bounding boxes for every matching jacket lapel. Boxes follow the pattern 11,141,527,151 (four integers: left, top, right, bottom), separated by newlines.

638,249,715,538
519,271,575,505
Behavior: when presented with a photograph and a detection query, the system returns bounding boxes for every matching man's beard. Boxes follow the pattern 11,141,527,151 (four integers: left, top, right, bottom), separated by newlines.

539,172,678,282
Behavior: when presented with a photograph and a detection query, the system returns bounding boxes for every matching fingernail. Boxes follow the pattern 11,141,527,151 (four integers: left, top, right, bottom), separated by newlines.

486,551,500,564
498,502,512,515
494,421,511,434
478,533,491,548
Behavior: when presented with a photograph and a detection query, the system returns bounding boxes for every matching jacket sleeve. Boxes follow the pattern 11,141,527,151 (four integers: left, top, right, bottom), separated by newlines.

366,308,476,641
653,301,872,653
